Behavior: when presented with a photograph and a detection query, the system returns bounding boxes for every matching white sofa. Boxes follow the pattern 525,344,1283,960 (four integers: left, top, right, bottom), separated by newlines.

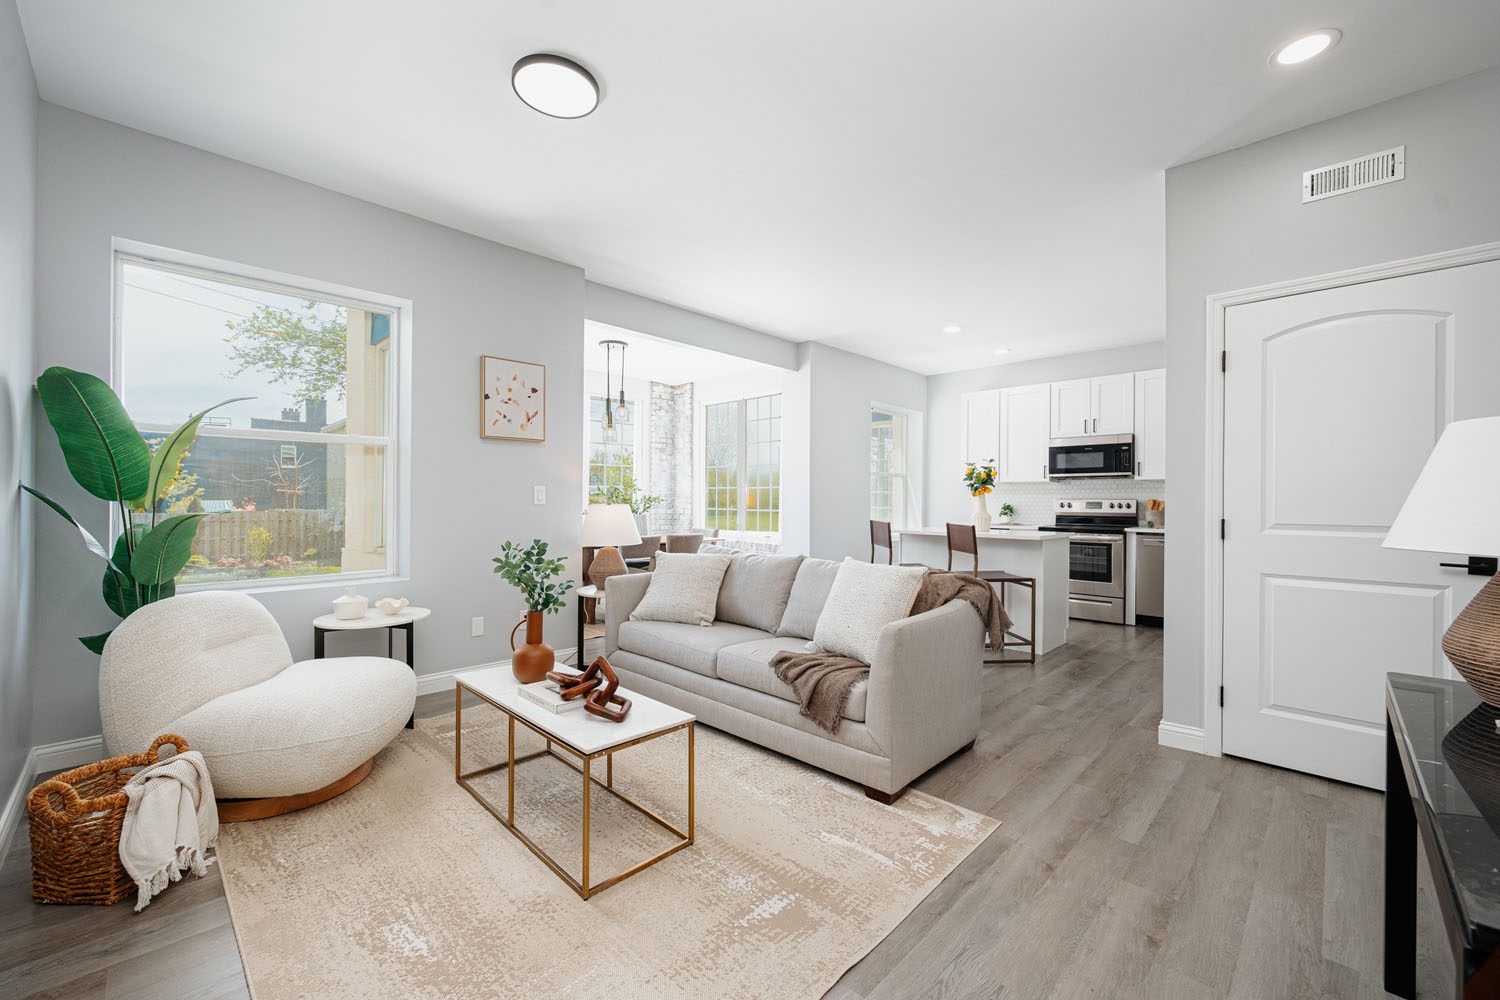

605,554,983,801
100,591,416,806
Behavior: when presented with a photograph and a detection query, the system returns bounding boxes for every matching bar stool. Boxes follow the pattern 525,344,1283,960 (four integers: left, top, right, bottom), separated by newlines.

944,523,1037,664
870,520,925,567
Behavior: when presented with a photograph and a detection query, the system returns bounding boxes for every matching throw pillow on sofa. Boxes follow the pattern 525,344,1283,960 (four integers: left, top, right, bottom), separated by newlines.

629,551,735,626
775,557,842,640
812,558,927,664
717,552,804,632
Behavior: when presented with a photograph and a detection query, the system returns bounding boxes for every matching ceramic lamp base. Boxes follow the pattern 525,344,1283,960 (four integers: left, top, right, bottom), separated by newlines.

1444,574,1500,707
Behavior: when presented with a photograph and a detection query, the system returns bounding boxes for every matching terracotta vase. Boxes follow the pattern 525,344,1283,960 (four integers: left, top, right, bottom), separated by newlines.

510,611,555,684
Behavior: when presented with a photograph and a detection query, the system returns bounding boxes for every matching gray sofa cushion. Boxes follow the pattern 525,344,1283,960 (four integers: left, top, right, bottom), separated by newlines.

717,635,867,723
775,557,842,640
615,620,769,678
716,553,804,632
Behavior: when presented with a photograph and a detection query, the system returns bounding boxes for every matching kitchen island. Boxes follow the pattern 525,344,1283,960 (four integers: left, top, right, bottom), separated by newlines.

896,527,1071,655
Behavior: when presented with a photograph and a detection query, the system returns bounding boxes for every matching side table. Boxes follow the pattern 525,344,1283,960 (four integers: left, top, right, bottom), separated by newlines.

1385,672,1500,998
313,607,431,729
575,585,599,660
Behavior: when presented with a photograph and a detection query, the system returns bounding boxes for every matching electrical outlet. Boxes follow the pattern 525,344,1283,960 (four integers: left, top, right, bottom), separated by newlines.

533,485,546,505
471,616,484,638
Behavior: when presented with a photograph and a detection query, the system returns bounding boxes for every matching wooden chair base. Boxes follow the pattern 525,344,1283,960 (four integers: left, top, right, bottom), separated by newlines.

216,758,374,823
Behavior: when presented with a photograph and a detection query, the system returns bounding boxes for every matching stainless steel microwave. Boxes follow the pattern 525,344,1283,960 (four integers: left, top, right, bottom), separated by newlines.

1047,435,1134,479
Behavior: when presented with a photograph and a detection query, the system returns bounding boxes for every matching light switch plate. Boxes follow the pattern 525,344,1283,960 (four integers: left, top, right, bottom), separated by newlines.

533,485,546,505
471,617,484,637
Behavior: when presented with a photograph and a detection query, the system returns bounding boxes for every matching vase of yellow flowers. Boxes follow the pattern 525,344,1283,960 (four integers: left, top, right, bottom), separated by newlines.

963,461,997,532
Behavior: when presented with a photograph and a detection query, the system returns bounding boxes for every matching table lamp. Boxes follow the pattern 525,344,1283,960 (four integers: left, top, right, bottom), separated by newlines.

1385,416,1500,705
579,503,644,590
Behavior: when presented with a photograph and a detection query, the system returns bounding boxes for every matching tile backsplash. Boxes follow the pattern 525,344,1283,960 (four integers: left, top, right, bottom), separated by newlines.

977,478,1167,528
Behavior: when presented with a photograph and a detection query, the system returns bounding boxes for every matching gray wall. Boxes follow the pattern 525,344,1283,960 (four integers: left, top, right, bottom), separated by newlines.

1164,67,1500,730
0,0,36,800
924,342,1165,526
804,342,927,561
31,104,586,746
585,282,799,371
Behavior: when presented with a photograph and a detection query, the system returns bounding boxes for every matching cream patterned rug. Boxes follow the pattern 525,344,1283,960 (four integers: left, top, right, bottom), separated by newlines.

218,702,997,999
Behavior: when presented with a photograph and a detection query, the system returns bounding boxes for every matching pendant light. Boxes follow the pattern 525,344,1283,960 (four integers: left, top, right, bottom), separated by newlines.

599,339,628,436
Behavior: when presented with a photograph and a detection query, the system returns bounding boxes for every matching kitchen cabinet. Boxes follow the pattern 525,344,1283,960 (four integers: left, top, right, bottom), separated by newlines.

1050,374,1134,437
998,383,1050,482
1049,378,1092,438
960,389,1000,466
1134,368,1167,479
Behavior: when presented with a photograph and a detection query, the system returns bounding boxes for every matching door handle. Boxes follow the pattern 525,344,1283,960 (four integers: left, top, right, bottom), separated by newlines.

1439,556,1499,576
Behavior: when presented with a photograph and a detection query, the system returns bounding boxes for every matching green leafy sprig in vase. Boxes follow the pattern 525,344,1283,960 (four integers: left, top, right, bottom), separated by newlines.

492,539,574,683
963,461,998,532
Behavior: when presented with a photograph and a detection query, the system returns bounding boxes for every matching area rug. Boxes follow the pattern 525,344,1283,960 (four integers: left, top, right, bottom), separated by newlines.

217,702,998,999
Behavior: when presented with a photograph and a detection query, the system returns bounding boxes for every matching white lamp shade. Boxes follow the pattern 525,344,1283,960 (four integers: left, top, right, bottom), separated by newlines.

1384,416,1500,557
579,503,643,548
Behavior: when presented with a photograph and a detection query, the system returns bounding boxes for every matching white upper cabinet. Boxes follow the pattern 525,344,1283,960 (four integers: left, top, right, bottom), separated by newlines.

1049,378,1093,438
960,389,1000,467
1091,373,1135,434
1050,374,1134,437
999,383,1050,482
1134,368,1167,479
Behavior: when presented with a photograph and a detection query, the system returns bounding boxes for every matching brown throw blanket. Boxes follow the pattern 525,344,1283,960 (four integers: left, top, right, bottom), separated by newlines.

771,572,1013,733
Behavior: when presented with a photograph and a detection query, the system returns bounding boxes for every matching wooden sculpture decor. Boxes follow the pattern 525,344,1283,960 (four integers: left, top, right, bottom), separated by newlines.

545,656,633,722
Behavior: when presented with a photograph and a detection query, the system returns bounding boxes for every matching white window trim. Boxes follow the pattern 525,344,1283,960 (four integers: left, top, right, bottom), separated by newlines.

110,239,413,593
871,400,924,530
696,393,782,538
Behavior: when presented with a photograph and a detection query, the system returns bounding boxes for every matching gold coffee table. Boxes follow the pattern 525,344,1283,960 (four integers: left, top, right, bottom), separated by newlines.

453,665,695,900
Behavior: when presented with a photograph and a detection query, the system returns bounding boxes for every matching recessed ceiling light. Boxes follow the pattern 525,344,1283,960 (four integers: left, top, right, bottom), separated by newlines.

993,348,1010,356
512,54,599,119
1272,29,1340,67
942,325,962,334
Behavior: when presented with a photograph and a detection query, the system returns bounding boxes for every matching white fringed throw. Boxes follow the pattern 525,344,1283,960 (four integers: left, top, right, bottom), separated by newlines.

119,749,219,911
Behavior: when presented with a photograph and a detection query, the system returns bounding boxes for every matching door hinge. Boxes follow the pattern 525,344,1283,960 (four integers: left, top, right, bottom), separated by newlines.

1219,685,1225,707
1221,350,1227,372
1220,518,1226,540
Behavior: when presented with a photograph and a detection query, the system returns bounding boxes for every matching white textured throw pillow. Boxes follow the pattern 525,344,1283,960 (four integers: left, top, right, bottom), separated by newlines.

629,552,735,626
812,558,927,665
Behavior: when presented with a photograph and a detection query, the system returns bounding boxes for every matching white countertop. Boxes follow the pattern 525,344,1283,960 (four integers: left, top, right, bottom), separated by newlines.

897,526,1069,542
1125,527,1165,535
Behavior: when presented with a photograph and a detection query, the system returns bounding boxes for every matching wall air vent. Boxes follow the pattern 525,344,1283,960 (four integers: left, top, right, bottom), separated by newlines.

1302,146,1405,203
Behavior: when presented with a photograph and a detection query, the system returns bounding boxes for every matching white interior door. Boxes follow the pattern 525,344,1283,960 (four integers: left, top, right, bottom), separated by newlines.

1090,373,1135,434
1222,260,1500,788
1050,378,1091,438
999,383,1050,482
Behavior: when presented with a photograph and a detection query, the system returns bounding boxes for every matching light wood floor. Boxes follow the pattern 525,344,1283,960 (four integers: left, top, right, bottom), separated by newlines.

0,622,1445,998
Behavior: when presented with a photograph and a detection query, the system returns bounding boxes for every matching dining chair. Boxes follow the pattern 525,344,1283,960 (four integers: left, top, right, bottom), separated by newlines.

871,520,925,567
664,532,705,554
944,522,1037,665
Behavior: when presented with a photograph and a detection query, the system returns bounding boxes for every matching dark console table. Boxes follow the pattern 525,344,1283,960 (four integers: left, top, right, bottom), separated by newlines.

1386,673,1500,997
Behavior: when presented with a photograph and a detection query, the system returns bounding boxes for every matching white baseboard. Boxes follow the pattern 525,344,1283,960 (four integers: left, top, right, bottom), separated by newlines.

1157,721,1209,755
0,747,38,860
35,734,108,773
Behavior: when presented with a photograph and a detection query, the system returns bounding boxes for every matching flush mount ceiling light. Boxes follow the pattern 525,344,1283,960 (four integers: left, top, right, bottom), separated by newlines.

942,325,963,334
512,53,599,118
1272,29,1341,66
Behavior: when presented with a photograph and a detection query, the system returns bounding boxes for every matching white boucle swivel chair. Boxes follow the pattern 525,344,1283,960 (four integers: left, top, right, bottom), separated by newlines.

100,591,416,821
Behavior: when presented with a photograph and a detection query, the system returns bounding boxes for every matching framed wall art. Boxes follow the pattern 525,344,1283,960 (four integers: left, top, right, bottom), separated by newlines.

480,355,546,441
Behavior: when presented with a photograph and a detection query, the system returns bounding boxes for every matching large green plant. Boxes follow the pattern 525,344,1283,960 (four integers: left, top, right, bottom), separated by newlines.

23,366,248,652
491,539,573,615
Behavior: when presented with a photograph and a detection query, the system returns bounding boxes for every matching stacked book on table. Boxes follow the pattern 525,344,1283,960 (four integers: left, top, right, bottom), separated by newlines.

519,671,585,713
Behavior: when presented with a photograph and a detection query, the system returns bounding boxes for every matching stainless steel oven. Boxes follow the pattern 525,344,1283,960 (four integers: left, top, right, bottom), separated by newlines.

1047,435,1134,480
1037,498,1135,624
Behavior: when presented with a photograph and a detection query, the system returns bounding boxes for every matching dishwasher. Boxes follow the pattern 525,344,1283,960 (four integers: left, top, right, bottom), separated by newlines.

1134,535,1165,625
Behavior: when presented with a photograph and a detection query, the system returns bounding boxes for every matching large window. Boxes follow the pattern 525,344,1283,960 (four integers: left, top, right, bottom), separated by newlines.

587,395,636,500
117,254,399,586
871,407,911,528
704,394,780,533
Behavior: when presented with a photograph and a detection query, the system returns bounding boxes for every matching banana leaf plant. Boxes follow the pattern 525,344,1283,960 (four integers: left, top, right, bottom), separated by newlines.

23,366,249,653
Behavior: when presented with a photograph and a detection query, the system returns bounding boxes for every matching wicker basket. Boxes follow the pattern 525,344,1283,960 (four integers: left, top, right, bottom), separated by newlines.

27,734,189,905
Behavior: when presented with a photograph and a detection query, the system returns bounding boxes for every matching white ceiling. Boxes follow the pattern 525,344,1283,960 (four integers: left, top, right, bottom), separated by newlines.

583,321,773,385
17,1,1500,374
